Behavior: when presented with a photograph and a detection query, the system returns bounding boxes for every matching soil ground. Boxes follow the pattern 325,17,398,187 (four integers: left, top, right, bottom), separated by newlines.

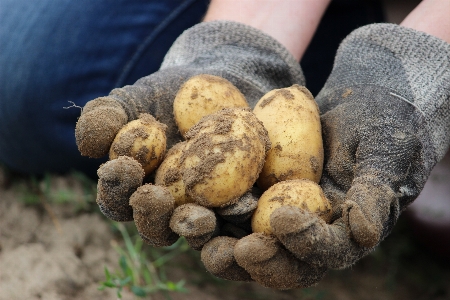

1,167,450,300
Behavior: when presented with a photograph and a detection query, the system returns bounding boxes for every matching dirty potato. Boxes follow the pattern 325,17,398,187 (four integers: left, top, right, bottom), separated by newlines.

180,108,270,208
253,85,323,191
251,179,332,235
154,141,194,207
109,113,167,176
173,74,249,138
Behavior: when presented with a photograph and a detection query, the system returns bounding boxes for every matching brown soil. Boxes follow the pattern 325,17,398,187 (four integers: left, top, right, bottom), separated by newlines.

1,167,450,300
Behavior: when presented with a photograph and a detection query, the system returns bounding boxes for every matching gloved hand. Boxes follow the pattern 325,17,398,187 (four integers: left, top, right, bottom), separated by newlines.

201,23,450,289
75,21,303,258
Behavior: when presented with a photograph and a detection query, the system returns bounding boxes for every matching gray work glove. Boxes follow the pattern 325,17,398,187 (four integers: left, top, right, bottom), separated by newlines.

208,24,450,289
75,21,303,260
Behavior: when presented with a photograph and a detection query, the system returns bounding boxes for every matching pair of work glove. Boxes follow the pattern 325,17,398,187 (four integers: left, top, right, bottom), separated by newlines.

75,21,450,289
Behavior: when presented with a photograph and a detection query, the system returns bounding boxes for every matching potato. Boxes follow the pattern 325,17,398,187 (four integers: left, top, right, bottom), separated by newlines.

251,179,332,235
154,141,194,207
173,74,249,137
253,85,323,191
180,108,270,208
109,113,167,176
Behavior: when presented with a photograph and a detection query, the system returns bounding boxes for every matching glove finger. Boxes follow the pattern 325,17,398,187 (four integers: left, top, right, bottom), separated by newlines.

220,222,252,239
321,92,426,208
76,69,196,159
271,206,363,269
129,184,178,247
96,156,145,222
271,181,398,269
76,97,128,158
322,96,424,246
170,203,219,250
201,236,253,282
320,105,359,191
234,233,326,289
215,189,260,224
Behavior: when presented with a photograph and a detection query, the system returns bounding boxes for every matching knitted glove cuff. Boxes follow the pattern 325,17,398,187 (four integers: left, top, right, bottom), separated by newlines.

160,20,304,106
317,23,450,162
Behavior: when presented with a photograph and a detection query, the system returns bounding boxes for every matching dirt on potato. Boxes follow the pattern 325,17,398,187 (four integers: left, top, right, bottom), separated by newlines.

173,74,248,137
181,108,270,207
109,113,167,175
154,141,194,207
155,142,186,186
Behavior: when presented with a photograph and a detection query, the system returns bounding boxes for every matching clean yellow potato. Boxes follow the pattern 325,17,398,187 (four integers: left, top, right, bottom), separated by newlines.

251,179,332,235
253,84,323,191
173,74,249,138
154,141,194,207
109,113,167,176
180,108,270,208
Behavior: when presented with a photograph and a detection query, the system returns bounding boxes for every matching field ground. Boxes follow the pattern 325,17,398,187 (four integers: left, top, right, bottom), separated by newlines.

1,167,449,300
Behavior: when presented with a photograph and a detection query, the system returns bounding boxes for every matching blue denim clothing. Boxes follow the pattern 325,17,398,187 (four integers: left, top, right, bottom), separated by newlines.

0,0,209,177
0,0,383,177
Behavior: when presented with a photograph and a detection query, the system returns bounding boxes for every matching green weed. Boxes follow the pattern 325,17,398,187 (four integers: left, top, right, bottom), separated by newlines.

99,222,190,299
13,171,97,212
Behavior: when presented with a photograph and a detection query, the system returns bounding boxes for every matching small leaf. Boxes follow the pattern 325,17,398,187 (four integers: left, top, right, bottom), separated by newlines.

131,286,147,297
166,281,176,291
104,267,112,280
119,255,128,273
100,279,117,288
176,280,187,290
119,276,132,286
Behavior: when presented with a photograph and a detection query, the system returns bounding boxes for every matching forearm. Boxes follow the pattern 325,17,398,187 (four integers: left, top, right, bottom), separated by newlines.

203,0,330,61
400,0,450,43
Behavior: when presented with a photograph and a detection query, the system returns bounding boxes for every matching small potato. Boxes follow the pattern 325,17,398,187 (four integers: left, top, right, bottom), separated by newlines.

253,85,323,191
251,179,332,235
173,74,249,137
154,141,194,207
109,113,167,176
180,108,270,208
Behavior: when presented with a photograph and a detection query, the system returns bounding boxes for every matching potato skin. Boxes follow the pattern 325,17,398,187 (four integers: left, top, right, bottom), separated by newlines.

251,179,332,235
173,74,249,138
154,141,194,207
180,108,270,208
109,113,167,176
253,85,323,191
